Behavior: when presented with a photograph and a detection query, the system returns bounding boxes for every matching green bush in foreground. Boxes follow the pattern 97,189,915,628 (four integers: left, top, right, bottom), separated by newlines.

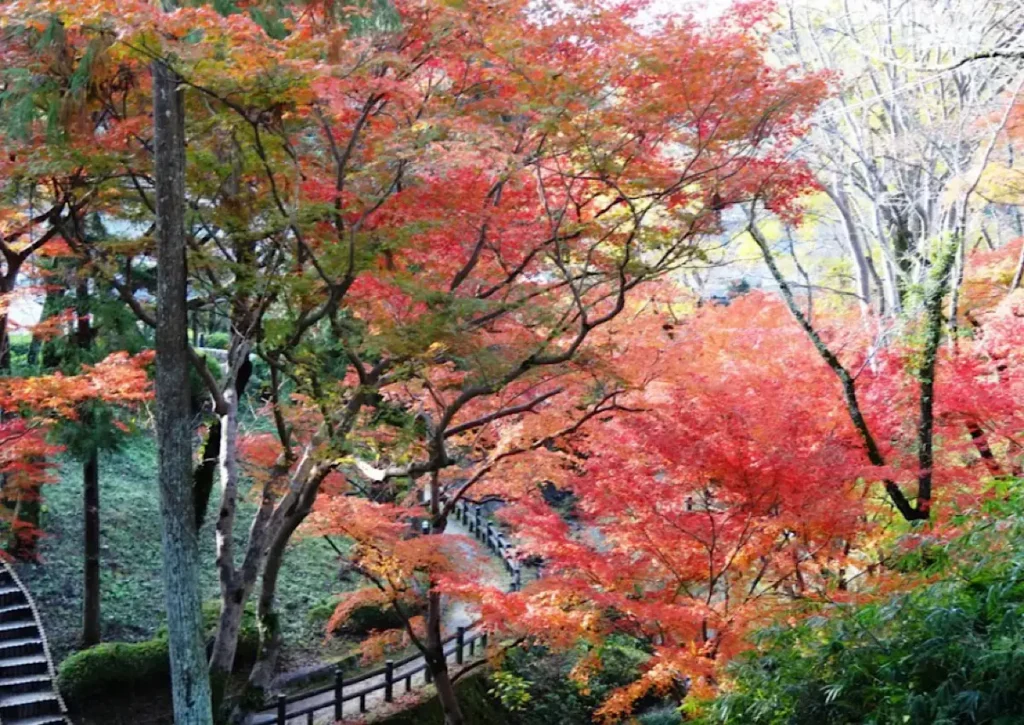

695,517,1024,725
58,638,170,702
59,600,260,702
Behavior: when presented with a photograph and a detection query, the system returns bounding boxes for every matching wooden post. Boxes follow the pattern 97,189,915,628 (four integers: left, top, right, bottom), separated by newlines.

474,506,482,540
456,626,466,665
334,668,344,721
276,695,286,725
486,522,494,550
481,631,488,649
384,660,394,702
513,566,522,592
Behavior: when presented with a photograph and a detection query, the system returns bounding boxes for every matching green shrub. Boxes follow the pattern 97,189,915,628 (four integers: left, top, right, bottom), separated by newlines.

323,595,427,636
341,599,424,635
203,332,231,350
58,638,170,702
8,334,32,367
306,595,342,626
60,600,260,703
696,518,1024,725
638,705,683,725
496,635,652,725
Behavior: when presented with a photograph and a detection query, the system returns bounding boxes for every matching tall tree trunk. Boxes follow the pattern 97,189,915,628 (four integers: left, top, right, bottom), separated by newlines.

915,243,957,515
78,278,101,647
424,473,465,725
152,52,214,725
0,313,10,373
82,446,100,646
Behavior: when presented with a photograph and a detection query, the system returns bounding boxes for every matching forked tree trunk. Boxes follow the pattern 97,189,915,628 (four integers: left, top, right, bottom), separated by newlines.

152,54,214,725
242,491,314,698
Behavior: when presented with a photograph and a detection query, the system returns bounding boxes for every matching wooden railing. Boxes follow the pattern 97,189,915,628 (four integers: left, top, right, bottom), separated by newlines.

251,499,525,725
251,627,491,725
450,499,525,591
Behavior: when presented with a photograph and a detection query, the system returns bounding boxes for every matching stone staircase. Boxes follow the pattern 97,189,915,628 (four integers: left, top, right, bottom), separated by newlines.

0,563,68,725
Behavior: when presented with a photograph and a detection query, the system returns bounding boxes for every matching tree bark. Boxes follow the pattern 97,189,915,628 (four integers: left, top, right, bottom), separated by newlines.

1011,236,1024,292
82,446,100,646
209,377,241,705
423,473,464,725
152,55,214,725
77,277,102,648
233,460,334,720
425,588,464,725
0,313,10,373
915,243,957,515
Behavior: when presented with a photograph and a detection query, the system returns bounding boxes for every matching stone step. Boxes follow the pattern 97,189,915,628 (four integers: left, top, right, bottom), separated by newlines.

0,605,33,624
0,622,38,640
0,674,51,687
0,639,44,659
0,673,52,696
0,692,60,707
0,620,36,632
0,638,43,650
4,716,66,725
0,655,48,679
0,586,27,607
0,691,62,720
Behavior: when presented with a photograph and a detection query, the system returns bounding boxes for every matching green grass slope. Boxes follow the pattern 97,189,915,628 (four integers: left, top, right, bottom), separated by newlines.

15,435,349,666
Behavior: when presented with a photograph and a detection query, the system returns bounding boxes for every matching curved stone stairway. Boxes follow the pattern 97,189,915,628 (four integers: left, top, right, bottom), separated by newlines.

0,562,68,725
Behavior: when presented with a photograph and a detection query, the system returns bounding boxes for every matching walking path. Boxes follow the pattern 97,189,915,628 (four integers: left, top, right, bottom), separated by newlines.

248,511,516,724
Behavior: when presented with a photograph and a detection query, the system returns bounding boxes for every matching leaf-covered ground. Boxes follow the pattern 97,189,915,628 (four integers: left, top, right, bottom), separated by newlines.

14,434,353,666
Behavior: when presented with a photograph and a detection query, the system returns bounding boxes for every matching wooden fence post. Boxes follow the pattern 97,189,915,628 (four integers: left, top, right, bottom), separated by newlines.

513,566,522,592
385,660,394,703
474,506,482,540
456,626,466,665
276,695,286,725
485,522,494,550
334,668,344,720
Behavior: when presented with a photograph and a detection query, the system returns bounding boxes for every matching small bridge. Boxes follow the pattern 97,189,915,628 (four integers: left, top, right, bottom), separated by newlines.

0,561,69,725
250,499,529,725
